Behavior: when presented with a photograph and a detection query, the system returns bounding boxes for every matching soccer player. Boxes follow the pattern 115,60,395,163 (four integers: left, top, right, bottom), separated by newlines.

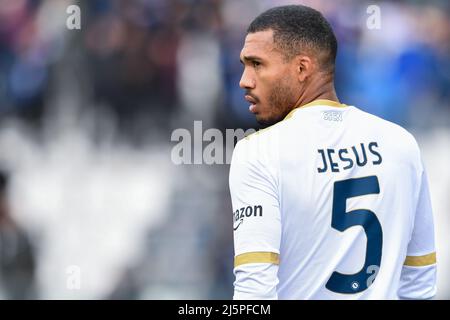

229,5,437,299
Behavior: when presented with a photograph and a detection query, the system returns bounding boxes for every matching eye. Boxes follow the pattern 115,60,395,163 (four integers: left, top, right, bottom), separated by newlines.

252,61,261,68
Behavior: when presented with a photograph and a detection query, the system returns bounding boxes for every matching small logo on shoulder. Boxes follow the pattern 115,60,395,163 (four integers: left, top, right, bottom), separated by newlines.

323,111,343,122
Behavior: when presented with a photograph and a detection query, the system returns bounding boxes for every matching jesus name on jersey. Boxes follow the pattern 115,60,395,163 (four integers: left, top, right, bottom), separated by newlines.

317,142,382,173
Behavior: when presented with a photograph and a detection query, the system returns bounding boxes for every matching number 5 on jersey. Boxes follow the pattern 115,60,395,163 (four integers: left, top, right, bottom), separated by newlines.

326,175,382,294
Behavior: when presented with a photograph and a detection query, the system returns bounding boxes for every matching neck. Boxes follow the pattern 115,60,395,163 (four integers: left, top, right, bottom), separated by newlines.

292,73,338,109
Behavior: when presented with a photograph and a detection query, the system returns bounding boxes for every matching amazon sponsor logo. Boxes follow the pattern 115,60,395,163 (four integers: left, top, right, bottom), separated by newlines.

233,205,263,231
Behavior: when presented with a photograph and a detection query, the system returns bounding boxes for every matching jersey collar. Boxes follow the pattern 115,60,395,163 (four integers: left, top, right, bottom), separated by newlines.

284,99,348,120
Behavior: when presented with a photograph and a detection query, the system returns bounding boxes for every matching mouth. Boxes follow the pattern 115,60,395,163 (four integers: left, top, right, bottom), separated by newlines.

245,95,259,114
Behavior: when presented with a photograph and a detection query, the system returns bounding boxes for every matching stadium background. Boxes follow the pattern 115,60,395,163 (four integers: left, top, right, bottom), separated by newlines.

0,0,448,299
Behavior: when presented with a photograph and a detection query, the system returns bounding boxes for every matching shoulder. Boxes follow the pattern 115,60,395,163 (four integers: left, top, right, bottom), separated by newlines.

231,118,289,166
238,115,295,151
230,123,283,186
353,107,421,158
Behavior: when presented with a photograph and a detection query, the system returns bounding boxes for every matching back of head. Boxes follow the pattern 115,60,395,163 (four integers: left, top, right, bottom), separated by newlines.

247,5,338,73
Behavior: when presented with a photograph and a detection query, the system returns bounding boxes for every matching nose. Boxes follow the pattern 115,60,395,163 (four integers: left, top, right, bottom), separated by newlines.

239,68,255,90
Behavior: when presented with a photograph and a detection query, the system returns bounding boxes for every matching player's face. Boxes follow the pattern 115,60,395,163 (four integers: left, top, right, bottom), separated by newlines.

239,30,299,126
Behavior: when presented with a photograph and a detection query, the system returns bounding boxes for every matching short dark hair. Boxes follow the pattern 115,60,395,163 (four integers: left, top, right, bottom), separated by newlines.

247,5,338,72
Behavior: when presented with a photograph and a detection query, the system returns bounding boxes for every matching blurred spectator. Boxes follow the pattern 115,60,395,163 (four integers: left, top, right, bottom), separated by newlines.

0,170,36,299
0,0,48,124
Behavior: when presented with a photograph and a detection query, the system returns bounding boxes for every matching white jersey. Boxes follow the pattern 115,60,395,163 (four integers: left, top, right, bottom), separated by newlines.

229,99,436,300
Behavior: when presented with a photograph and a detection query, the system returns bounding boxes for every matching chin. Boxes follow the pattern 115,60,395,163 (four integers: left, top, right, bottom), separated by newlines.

256,114,283,128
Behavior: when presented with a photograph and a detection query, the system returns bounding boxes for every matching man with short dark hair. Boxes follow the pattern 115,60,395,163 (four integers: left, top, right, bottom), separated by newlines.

240,5,337,127
229,5,436,299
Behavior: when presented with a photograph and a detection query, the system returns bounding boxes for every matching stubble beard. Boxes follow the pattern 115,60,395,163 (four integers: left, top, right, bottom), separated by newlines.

256,78,298,127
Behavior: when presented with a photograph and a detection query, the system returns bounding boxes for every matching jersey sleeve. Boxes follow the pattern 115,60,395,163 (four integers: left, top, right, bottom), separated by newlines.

229,138,281,300
398,167,437,299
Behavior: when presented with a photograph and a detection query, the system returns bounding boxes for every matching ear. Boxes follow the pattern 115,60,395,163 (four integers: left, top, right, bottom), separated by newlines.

294,55,314,82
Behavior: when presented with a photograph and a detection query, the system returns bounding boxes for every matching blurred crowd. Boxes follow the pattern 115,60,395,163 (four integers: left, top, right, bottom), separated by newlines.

0,0,449,299
1,0,449,130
